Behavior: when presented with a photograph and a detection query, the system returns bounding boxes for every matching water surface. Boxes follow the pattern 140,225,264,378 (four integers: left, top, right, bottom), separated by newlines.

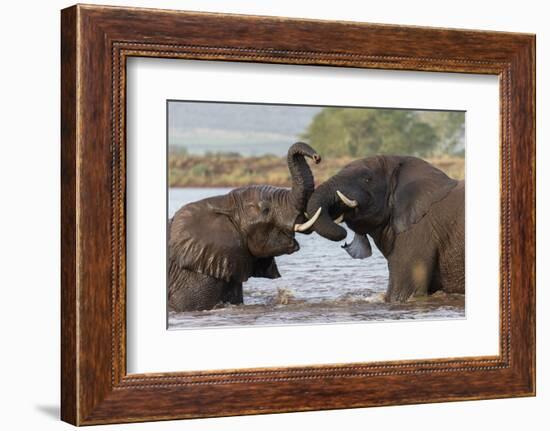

168,187,465,329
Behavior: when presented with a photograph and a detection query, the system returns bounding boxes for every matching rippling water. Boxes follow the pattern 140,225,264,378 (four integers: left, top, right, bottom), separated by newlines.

168,188,465,329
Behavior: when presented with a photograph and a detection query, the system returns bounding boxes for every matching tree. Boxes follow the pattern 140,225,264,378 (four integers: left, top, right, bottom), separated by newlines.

301,107,462,158
414,111,465,155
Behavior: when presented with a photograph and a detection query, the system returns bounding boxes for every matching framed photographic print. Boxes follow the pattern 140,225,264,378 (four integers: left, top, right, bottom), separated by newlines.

61,4,535,425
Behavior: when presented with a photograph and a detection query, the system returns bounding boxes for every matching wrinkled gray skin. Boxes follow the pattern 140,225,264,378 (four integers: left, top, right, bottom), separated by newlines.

306,156,464,302
168,142,321,312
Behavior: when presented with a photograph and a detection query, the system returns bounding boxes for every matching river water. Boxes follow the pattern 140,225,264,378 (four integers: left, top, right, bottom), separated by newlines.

168,187,465,329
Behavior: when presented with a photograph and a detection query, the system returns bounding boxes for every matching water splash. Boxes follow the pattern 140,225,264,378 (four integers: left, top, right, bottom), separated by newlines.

268,287,297,306
168,188,465,329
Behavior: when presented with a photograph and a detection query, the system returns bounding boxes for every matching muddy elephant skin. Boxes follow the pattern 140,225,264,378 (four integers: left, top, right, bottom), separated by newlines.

168,142,321,312
306,155,464,302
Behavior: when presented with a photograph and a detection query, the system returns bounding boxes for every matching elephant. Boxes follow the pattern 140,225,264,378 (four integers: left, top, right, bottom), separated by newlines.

305,155,464,302
168,142,322,312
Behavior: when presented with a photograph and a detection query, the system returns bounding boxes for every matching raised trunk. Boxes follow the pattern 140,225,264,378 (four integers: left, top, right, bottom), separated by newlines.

306,181,348,241
287,142,321,210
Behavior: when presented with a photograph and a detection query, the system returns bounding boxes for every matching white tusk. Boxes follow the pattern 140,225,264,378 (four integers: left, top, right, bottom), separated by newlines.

333,214,344,224
294,207,322,232
336,190,358,208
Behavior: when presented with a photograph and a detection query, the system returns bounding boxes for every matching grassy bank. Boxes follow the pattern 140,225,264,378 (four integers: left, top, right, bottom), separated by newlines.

168,154,464,188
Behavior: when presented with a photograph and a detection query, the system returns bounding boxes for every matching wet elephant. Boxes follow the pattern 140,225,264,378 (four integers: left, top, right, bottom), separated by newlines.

306,155,464,302
168,142,322,311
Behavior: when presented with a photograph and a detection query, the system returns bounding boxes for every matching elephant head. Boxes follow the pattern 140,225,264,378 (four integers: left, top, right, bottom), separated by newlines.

169,142,322,283
305,156,458,258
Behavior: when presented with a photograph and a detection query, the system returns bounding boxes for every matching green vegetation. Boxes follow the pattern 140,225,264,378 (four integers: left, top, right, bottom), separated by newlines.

301,108,465,158
169,153,464,188
168,106,466,188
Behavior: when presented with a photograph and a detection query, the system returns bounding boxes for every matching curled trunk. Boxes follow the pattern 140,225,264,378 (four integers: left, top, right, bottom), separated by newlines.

306,181,348,241
287,142,321,211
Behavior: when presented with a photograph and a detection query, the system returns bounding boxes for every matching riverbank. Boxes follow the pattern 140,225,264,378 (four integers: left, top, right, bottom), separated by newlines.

168,154,464,188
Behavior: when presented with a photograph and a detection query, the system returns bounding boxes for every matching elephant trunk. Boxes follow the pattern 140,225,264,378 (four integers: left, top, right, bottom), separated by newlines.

306,181,348,241
287,142,321,211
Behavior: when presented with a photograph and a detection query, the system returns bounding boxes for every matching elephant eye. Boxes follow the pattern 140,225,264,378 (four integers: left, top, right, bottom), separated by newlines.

258,201,271,215
364,177,371,183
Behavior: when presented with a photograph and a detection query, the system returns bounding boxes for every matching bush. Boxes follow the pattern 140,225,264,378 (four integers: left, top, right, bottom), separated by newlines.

301,108,464,158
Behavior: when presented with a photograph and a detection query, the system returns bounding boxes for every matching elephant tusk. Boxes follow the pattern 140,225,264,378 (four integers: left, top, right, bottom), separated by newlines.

333,214,344,224
294,207,322,232
336,190,358,208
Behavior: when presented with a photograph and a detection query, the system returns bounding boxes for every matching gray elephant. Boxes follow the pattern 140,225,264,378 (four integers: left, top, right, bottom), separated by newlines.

306,155,464,302
168,142,322,312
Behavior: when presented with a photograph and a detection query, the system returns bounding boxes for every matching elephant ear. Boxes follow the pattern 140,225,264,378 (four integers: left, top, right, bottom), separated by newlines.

390,157,458,234
252,257,281,279
168,196,254,283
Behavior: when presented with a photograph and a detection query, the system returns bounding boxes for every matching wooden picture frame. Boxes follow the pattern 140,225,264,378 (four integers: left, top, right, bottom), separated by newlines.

61,4,535,425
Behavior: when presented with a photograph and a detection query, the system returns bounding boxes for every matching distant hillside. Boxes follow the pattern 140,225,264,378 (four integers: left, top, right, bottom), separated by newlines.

168,101,321,156
168,102,465,158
